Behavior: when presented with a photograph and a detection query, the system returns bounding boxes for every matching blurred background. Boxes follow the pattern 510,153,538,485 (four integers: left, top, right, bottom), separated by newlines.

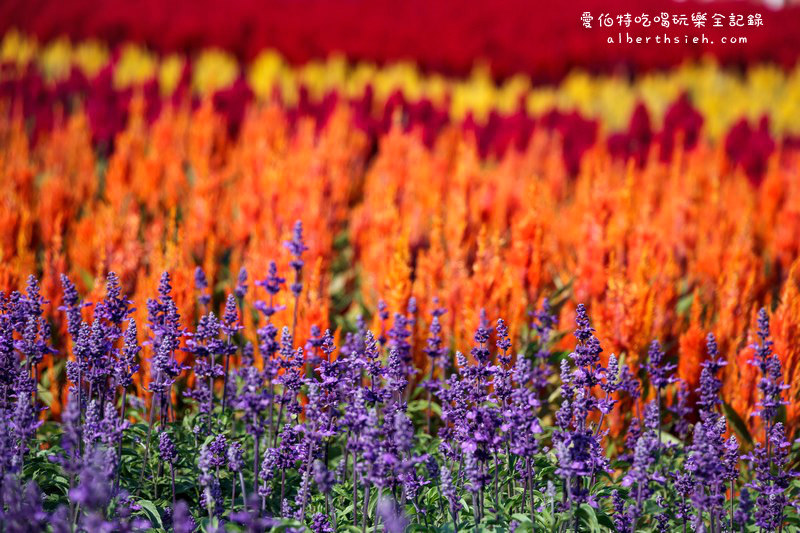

1,0,799,182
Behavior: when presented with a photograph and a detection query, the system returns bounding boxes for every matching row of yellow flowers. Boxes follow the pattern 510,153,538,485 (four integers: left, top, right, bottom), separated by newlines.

3,30,800,138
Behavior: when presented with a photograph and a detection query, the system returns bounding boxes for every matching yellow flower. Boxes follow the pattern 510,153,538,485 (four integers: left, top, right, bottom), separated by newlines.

114,44,158,89
38,38,72,82
192,49,238,94
247,49,286,99
73,40,109,78
1,30,36,68
159,54,185,96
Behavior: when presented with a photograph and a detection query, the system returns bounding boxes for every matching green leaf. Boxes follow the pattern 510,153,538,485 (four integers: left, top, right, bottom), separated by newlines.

136,499,163,529
676,291,694,315
722,401,753,445
578,503,600,532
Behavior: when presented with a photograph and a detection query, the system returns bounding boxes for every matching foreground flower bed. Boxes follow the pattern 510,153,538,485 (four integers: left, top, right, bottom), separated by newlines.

2,253,799,531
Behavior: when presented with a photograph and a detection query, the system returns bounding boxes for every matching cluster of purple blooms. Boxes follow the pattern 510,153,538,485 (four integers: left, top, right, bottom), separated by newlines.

0,222,797,532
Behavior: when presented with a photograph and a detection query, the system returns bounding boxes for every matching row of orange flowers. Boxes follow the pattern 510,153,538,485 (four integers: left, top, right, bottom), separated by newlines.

1,95,799,438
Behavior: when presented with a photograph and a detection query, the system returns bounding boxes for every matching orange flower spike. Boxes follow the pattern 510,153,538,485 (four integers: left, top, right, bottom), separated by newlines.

385,231,412,320
678,289,706,394
771,260,800,431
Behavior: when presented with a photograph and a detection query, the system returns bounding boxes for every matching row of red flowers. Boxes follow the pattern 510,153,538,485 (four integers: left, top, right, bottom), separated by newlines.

2,0,800,82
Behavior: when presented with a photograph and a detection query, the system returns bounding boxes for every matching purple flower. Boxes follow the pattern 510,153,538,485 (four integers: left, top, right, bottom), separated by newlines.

257,261,285,298
171,500,196,533
115,319,140,390
440,464,462,519
646,339,676,391
620,401,663,527
313,459,334,494
284,220,307,297
469,309,491,366
377,497,409,533
530,298,557,388
744,311,797,529
198,441,223,517
553,303,611,505
222,293,242,338
227,441,244,472
195,266,211,307
749,308,788,429
1,477,48,531
423,303,446,362
235,267,249,299
696,333,726,421
311,513,334,533
94,272,134,339
159,431,177,464
258,447,279,499
59,274,88,341
745,422,797,529
612,489,634,533
734,488,753,529
672,381,692,441
70,447,115,511
495,318,512,366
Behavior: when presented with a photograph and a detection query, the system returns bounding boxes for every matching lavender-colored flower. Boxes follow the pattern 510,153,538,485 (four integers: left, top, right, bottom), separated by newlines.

313,459,334,494
260,261,285,297
258,448,279,499
696,333,726,421
309,512,333,533
749,308,788,429
222,294,242,339
11,391,41,466
734,488,753,529
621,401,664,527
59,274,89,342
672,381,692,441
171,500,196,533
646,339,676,391
159,431,177,464
683,342,730,529
1,477,48,532
423,305,447,362
440,464,462,519
553,303,611,505
57,390,81,473
235,267,248,299
744,310,797,530
531,298,557,388
284,220,307,297
470,309,491,366
94,272,134,338
70,447,115,511
496,318,512,366
199,441,223,517
227,441,244,472
612,489,633,533
721,435,739,483
377,497,409,533
746,422,797,530
208,433,229,468
195,266,212,307
385,348,408,394
115,319,140,389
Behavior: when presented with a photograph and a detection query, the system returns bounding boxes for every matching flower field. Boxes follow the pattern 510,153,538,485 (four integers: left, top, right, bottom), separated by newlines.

1,2,800,531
